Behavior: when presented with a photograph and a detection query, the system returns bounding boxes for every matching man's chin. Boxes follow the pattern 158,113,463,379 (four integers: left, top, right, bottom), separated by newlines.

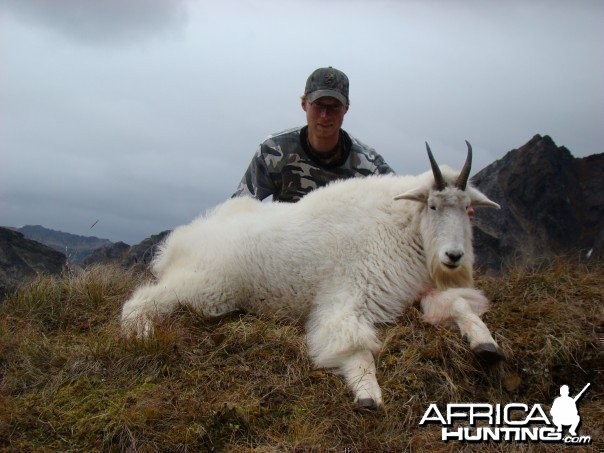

313,125,338,136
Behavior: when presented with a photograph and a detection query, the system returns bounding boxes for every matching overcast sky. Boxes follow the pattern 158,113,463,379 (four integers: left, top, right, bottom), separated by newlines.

1,0,602,244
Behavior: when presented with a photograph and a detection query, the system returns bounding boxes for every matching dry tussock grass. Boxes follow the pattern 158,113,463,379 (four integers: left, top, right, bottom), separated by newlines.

0,260,602,451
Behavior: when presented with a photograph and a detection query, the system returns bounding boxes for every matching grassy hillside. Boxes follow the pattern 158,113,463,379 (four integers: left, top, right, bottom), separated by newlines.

0,261,601,451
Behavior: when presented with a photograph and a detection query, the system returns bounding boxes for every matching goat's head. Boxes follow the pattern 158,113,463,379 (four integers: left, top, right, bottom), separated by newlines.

394,141,500,287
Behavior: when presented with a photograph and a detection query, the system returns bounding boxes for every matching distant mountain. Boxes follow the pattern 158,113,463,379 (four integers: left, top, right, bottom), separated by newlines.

0,227,66,298
471,134,603,273
16,225,114,264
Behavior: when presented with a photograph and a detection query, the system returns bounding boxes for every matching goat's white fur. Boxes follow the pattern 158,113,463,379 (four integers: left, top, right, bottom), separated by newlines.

122,166,502,408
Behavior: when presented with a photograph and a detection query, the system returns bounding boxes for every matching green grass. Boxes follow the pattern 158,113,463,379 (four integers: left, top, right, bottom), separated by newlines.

0,261,602,451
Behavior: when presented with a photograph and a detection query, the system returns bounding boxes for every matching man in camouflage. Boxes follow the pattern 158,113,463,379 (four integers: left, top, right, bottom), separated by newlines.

233,67,394,202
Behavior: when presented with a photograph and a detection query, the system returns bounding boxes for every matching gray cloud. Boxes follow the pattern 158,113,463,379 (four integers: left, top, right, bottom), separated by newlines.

0,0,189,44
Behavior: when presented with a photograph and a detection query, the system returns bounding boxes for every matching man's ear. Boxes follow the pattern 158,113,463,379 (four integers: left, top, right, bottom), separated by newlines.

301,99,308,112
393,187,427,203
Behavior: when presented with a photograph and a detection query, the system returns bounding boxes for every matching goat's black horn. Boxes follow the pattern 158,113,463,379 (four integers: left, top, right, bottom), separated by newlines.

426,142,446,191
455,140,472,190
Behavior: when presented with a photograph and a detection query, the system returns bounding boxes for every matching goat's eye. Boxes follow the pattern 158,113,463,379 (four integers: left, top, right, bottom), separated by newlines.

429,205,436,210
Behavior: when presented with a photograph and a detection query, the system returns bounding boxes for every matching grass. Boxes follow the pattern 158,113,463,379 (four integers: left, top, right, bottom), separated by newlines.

0,260,602,451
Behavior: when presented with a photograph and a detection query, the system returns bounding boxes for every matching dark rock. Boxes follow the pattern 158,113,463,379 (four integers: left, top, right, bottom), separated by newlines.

472,134,603,273
83,230,170,271
122,230,171,269
576,154,604,257
82,241,130,266
0,227,66,297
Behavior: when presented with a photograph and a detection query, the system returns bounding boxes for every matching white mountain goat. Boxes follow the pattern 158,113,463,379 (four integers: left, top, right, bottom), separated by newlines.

121,142,505,410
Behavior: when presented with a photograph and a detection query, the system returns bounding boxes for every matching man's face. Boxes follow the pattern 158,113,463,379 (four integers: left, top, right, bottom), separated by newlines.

302,96,348,141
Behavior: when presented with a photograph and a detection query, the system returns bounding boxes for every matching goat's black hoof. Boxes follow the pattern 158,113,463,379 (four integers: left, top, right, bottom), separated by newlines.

473,343,506,365
355,398,380,411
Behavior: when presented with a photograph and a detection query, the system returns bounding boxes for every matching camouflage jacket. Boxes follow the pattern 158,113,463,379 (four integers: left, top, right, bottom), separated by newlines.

233,126,394,202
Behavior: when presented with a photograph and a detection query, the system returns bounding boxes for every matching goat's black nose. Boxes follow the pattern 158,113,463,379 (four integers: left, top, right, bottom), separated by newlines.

446,251,464,263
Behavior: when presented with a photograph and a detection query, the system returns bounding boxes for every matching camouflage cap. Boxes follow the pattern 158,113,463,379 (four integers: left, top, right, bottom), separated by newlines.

304,67,349,106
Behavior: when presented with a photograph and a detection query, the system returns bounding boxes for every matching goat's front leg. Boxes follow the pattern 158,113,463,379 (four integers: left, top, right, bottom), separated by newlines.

452,300,504,363
306,289,383,409
421,288,505,364
339,349,382,409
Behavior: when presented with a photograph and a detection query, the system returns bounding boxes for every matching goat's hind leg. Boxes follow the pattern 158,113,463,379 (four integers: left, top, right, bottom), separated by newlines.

121,280,180,339
421,288,505,364
121,271,239,339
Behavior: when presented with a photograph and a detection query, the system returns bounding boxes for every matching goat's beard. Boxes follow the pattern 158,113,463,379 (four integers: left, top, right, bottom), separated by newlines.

429,254,474,289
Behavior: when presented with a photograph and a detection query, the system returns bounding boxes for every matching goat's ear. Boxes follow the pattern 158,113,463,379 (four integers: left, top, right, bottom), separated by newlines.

469,188,500,209
393,188,427,203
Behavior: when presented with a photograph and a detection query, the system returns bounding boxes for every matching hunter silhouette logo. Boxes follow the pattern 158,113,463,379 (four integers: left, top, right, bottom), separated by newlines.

419,382,592,444
550,383,590,436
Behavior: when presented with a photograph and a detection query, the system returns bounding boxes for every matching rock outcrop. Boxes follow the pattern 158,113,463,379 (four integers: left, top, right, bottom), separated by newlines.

0,227,66,297
83,231,171,271
471,134,602,273
82,241,131,266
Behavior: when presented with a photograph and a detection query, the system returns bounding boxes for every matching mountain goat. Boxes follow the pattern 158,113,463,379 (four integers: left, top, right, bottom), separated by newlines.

122,142,504,410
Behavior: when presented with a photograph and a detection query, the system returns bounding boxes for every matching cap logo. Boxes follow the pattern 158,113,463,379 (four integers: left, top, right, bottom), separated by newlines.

324,71,336,87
